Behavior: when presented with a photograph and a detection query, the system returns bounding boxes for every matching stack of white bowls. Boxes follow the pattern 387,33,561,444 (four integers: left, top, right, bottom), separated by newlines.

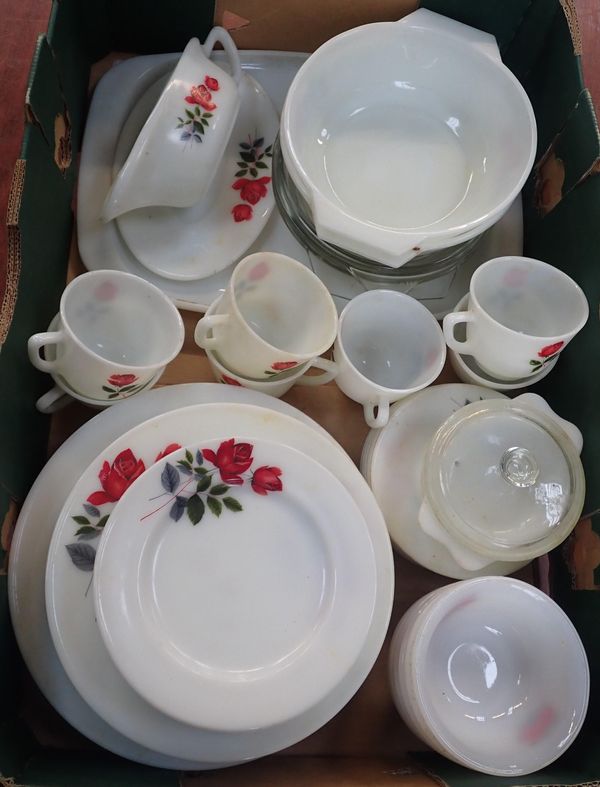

280,9,536,269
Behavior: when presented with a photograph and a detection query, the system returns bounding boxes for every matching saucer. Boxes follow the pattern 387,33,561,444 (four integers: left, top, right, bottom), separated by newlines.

448,294,559,390
114,72,278,281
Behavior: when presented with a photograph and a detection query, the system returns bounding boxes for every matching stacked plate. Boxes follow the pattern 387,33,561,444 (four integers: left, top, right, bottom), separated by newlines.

9,384,393,769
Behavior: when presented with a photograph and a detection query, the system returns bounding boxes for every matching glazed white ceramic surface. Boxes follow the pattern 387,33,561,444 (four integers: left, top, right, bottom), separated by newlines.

195,253,338,379
114,71,278,281
102,30,241,221
27,271,184,401
443,256,589,380
94,439,376,731
280,9,536,266
389,578,589,776
447,294,559,390
204,296,337,395
359,384,529,579
77,51,524,315
38,391,393,765
333,290,446,428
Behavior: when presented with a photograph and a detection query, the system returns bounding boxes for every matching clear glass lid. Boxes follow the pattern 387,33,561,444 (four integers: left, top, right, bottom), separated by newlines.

424,399,585,560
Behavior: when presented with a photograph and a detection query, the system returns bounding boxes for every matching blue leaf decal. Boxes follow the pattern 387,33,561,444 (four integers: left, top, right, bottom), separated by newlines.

170,496,187,522
161,462,179,493
83,503,101,518
196,449,203,465
66,543,96,571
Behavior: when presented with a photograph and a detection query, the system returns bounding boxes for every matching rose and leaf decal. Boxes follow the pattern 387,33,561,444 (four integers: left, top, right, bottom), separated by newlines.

102,373,149,400
65,439,283,581
529,341,564,373
177,75,219,143
231,135,273,223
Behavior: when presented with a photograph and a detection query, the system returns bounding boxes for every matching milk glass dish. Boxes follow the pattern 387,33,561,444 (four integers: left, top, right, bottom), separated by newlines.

333,290,446,427
28,271,184,402
102,29,242,222
443,256,589,380
280,10,536,267
389,577,590,776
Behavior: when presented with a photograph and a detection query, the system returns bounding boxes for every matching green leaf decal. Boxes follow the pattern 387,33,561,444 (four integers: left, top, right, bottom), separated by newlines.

187,494,205,525
234,170,246,177
185,449,194,464
197,475,211,493
255,161,268,169
207,496,222,517
72,515,90,526
223,497,243,513
185,109,194,119
75,525,97,537
97,515,109,529
194,106,200,115
101,386,114,393
210,484,229,496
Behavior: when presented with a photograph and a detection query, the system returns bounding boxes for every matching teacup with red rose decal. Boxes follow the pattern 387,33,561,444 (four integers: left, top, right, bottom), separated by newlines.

443,256,589,380
194,252,338,380
102,28,242,222
28,270,184,403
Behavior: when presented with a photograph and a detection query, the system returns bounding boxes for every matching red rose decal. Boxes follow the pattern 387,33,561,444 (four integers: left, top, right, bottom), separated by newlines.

185,84,216,111
221,374,243,387
155,443,182,462
538,341,564,358
232,204,253,222
232,176,271,205
107,373,138,388
87,449,146,505
203,438,254,484
204,75,219,91
248,261,269,281
251,466,283,496
271,361,298,371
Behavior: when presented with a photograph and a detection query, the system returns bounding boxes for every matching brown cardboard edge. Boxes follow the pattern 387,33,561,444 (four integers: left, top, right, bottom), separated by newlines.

1,159,25,345
560,0,583,56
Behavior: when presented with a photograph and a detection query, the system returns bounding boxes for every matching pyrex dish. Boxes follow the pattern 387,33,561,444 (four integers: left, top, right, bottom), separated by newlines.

280,10,536,266
447,294,559,391
102,30,242,222
114,70,278,282
359,384,527,579
390,578,590,776
41,394,393,765
421,394,585,569
272,135,484,284
93,439,377,731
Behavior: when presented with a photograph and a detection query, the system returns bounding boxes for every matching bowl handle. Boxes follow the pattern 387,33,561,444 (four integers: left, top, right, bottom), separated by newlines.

512,393,584,454
418,499,493,571
203,27,243,86
397,9,501,63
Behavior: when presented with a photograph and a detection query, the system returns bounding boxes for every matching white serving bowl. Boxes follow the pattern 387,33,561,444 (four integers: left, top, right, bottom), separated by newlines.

389,577,589,776
281,12,536,267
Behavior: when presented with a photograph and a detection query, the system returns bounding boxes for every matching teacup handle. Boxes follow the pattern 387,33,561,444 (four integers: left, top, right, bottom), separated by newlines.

194,314,229,350
28,330,65,372
296,357,338,387
203,27,243,86
418,499,493,571
36,385,73,414
364,399,390,429
443,311,477,355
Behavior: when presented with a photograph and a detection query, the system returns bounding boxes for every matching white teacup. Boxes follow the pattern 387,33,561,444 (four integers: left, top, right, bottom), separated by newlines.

333,290,446,428
102,28,242,221
443,256,589,380
28,271,184,402
194,253,338,380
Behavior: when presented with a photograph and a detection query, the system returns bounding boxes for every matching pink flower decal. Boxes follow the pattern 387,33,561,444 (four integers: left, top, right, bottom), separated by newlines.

251,466,283,496
232,176,272,205
107,373,138,388
155,443,182,463
204,75,219,91
221,374,243,387
248,261,269,281
185,84,216,111
271,361,298,371
538,341,564,358
232,204,253,222
87,449,145,505
203,438,254,485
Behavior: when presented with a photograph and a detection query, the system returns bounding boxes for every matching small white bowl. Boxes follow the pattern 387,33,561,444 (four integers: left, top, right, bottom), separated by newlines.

281,10,536,267
389,577,589,776
448,294,559,390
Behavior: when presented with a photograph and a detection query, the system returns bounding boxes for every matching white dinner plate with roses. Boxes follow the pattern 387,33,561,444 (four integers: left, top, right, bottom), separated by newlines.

44,399,393,765
113,70,278,282
93,438,377,731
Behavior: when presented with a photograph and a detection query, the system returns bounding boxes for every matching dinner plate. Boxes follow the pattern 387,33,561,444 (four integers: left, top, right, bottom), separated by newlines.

360,384,529,579
41,396,393,765
9,384,345,769
114,72,278,281
77,52,523,315
93,439,377,731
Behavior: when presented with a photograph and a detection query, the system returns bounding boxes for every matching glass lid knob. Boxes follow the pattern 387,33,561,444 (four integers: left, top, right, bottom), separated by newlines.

499,446,540,488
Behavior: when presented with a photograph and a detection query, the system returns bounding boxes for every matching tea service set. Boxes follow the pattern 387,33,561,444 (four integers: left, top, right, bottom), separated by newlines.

12,9,592,777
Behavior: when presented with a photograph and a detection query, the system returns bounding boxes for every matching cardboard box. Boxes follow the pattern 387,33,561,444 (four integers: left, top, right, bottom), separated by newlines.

2,1,600,784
